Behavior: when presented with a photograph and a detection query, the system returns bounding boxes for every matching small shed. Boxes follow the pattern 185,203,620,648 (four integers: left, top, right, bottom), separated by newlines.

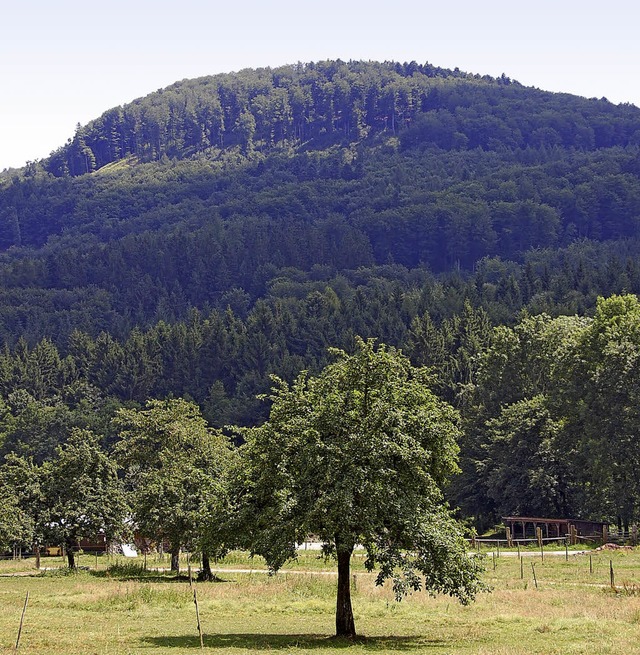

502,516,608,539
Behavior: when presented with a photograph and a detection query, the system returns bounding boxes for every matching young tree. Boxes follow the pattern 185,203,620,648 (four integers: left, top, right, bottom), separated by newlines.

115,399,232,576
0,454,41,564
43,428,128,568
234,338,485,637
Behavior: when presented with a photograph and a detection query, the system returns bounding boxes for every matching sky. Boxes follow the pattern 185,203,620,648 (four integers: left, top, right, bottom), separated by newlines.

1,0,638,171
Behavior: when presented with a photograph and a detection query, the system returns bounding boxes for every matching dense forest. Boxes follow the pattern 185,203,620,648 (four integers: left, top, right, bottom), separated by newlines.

1,60,640,532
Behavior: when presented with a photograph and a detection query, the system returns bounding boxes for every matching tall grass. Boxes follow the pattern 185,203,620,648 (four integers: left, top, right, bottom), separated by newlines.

1,549,639,654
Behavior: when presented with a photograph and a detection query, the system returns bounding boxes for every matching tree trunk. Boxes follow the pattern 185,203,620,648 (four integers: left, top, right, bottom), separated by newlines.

66,542,76,569
199,551,214,581
170,545,180,573
34,544,41,570
335,541,356,637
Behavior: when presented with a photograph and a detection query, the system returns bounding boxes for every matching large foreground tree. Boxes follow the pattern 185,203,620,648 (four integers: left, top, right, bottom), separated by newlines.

235,338,485,637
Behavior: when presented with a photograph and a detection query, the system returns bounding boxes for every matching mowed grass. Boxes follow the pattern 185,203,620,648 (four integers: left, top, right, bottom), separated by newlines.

1,549,640,654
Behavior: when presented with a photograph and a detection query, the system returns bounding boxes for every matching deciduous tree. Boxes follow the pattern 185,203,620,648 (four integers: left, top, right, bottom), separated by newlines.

234,338,484,637
115,399,232,576
43,428,128,568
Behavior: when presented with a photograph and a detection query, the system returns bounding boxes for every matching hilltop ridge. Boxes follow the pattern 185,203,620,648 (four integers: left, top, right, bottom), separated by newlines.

40,59,639,177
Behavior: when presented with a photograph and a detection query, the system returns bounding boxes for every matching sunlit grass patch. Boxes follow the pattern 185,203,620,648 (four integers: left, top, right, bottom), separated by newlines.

0,548,639,654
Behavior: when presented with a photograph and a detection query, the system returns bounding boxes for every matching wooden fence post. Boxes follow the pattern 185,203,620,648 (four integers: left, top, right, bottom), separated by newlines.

570,525,577,546
193,587,204,650
14,591,29,653
506,527,512,548
602,525,608,545
610,560,615,590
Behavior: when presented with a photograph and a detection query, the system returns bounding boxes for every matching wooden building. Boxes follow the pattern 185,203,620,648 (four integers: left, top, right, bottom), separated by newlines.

502,516,608,539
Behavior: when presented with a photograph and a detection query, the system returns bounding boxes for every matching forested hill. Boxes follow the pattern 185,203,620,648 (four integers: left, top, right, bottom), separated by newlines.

2,60,640,527
44,60,640,175
0,61,639,415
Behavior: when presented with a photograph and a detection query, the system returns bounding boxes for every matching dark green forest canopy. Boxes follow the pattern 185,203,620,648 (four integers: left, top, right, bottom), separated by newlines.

1,60,640,525
0,61,638,407
1,61,639,324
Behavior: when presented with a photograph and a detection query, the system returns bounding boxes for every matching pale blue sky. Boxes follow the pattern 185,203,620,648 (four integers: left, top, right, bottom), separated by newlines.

1,0,638,170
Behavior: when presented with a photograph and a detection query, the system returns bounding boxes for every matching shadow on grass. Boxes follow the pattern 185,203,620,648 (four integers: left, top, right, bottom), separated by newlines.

143,633,444,651
90,568,230,584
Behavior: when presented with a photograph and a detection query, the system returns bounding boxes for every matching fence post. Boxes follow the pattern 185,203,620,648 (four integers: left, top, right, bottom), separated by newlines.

570,525,577,546
192,587,204,650
602,525,608,545
531,562,538,589
610,560,615,590
14,591,29,652
506,527,512,548
536,527,542,548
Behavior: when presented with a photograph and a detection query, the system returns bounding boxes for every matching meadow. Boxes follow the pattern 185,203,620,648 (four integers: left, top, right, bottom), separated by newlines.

1,548,639,654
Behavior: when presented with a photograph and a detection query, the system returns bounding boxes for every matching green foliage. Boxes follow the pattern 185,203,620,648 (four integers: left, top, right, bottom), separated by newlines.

566,295,640,529
457,295,640,530
481,396,570,517
0,482,32,551
0,452,44,551
235,337,485,635
0,429,128,565
42,428,129,565
114,399,233,566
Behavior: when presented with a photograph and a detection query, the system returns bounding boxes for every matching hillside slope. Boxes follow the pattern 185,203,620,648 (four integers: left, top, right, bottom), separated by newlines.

0,60,638,358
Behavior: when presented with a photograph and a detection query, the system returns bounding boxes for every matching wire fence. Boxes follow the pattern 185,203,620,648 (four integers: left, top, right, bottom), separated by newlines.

468,529,638,550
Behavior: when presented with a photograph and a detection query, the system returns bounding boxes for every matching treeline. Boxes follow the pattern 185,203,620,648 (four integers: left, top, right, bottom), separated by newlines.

1,295,639,535
458,294,640,534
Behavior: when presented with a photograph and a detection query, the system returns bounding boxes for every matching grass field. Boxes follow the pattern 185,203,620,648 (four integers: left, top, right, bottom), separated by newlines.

1,548,639,654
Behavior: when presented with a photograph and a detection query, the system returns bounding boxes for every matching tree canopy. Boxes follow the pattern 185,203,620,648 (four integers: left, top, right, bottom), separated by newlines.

235,337,484,637
114,398,233,574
